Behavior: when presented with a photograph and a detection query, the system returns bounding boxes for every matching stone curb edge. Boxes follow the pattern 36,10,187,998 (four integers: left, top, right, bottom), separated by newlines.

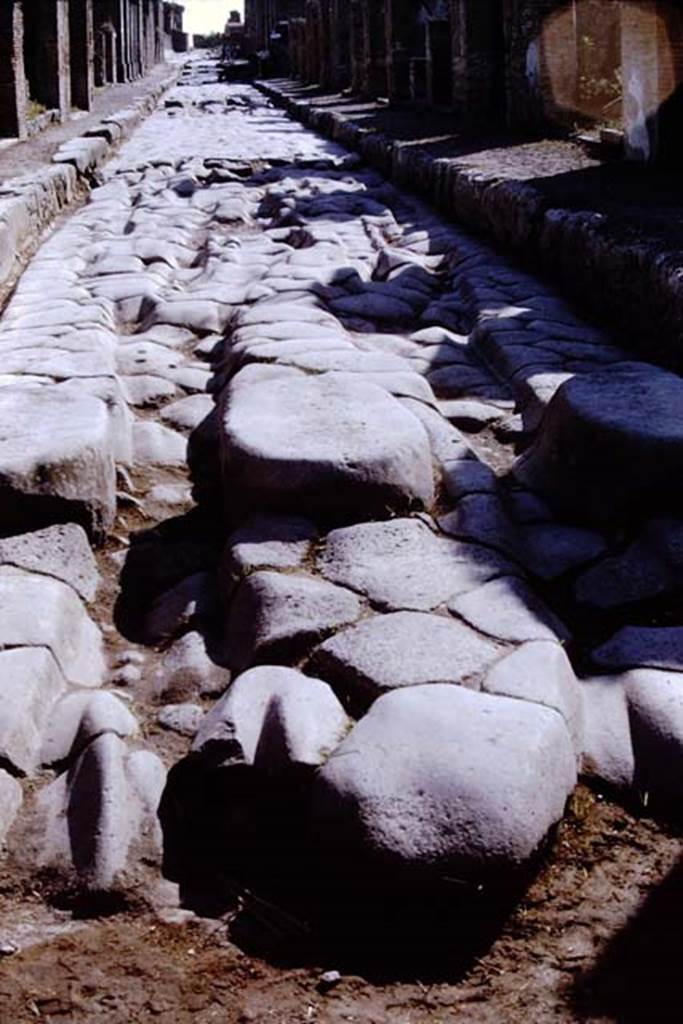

257,79,683,364
0,66,181,307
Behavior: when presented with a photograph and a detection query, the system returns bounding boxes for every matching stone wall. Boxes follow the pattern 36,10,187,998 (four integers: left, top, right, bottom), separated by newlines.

0,0,168,139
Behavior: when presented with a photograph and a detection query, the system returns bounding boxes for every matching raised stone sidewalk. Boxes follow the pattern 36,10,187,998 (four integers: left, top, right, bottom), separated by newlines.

259,79,683,368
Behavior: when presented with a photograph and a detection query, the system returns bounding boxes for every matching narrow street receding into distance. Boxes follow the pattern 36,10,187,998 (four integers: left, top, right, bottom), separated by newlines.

0,54,680,1024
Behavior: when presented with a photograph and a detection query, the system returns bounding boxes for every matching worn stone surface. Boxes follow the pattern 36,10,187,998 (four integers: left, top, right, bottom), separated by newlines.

41,692,138,768
226,570,362,673
223,514,318,583
0,570,105,687
220,370,435,516
310,611,502,712
483,641,582,751
0,387,116,539
318,518,511,612
0,648,66,776
449,577,569,644
312,685,576,876
0,524,99,603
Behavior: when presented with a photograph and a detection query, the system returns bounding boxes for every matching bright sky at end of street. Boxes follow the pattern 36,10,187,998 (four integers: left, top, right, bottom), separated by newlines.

183,0,244,34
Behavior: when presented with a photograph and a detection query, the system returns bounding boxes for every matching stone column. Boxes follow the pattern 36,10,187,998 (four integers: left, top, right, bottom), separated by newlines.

69,0,95,110
386,0,416,102
0,0,27,138
328,0,350,91
22,0,71,115
363,0,388,98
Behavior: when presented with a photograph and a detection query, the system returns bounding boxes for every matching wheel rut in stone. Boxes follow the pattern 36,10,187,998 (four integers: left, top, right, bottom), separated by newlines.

0,58,681,967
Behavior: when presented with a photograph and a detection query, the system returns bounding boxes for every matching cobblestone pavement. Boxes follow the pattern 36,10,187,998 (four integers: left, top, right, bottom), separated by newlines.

0,56,681,1000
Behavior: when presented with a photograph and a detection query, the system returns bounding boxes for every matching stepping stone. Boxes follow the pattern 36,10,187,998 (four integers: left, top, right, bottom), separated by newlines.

220,369,435,516
0,523,99,603
312,685,576,876
449,576,569,644
516,365,683,521
193,665,349,775
227,570,362,673
0,386,116,540
318,518,512,611
310,610,502,712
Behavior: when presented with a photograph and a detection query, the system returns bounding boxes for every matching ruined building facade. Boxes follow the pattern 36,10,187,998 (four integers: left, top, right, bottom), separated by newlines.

0,1,184,141
244,0,683,163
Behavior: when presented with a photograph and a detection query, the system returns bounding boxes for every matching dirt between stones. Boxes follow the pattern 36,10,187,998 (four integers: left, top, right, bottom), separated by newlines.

0,787,678,1023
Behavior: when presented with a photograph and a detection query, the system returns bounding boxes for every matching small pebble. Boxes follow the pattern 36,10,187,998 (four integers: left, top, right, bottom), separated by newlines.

0,941,18,956
118,650,145,666
317,970,341,992
111,665,143,686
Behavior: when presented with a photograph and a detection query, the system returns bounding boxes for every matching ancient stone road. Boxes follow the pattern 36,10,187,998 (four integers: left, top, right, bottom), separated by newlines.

0,57,682,950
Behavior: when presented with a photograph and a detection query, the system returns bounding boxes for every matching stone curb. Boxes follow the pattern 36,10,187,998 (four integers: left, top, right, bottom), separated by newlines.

0,67,180,306
257,79,683,364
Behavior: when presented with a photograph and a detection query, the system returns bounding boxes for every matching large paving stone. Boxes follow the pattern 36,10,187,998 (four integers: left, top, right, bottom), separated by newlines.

0,647,67,775
0,570,105,687
318,517,513,611
193,665,349,774
310,611,503,712
0,386,116,539
0,524,99,603
220,369,435,516
312,684,576,876
515,366,683,521
449,576,569,644
226,570,362,673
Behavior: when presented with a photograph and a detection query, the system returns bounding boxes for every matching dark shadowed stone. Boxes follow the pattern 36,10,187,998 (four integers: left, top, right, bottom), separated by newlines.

593,627,683,672
516,366,683,521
